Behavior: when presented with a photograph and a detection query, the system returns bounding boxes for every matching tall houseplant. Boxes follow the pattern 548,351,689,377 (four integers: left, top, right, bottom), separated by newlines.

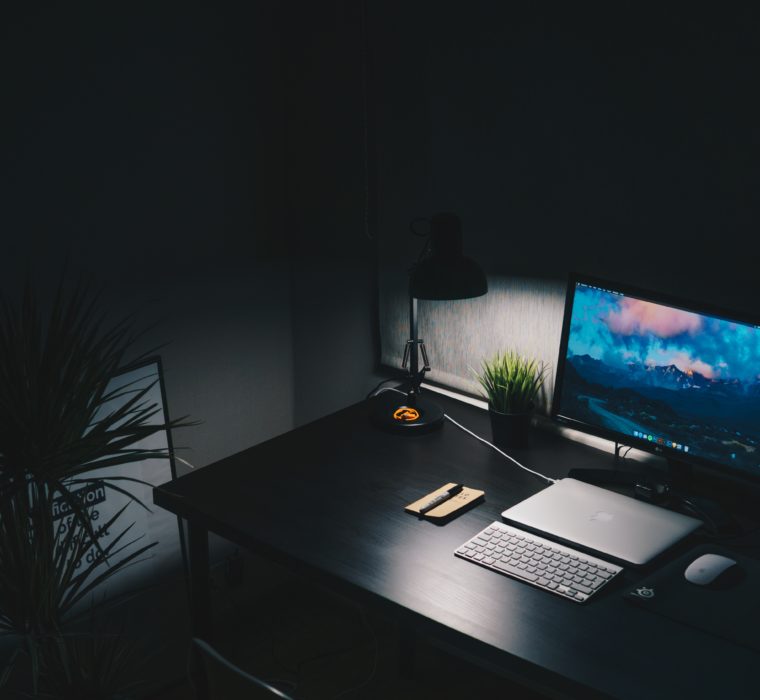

0,278,192,697
475,350,548,448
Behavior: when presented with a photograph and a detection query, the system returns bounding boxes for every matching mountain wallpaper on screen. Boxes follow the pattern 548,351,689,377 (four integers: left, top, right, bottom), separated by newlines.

560,284,760,474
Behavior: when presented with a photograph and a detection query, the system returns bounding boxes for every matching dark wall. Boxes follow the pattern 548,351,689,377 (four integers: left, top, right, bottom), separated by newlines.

5,3,754,448
284,1,381,425
372,3,760,316
1,2,295,467
16,2,746,447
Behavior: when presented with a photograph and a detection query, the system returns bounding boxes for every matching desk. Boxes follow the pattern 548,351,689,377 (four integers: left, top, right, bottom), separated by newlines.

154,393,759,699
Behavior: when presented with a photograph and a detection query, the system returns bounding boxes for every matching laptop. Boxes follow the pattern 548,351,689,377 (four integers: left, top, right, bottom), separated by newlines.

501,478,702,566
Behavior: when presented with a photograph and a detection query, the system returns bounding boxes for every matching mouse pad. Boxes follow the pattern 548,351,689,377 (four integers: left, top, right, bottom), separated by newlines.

624,544,760,653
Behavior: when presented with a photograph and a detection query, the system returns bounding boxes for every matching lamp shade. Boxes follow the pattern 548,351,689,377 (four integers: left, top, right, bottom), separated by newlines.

409,213,488,300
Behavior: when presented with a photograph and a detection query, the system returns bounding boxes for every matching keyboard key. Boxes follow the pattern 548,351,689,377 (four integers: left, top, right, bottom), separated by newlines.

493,560,538,582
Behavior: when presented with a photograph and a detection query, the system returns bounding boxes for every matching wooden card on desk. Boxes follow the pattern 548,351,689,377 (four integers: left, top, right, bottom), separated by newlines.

405,482,485,522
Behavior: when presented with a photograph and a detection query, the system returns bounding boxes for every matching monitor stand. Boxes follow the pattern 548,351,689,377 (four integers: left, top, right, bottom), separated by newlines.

664,457,744,536
663,456,692,490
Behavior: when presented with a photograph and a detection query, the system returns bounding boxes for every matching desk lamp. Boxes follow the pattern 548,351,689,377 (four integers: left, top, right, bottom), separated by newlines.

374,212,488,433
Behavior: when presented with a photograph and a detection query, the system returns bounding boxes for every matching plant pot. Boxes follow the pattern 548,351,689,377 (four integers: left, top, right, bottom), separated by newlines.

489,409,532,448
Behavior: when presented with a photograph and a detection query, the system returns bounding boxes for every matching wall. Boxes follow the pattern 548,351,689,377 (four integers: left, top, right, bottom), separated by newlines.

4,5,756,463
371,2,760,396
284,0,381,426
0,2,294,467
0,3,297,693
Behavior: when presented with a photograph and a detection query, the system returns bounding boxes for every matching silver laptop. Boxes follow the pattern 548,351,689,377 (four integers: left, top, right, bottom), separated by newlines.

501,478,702,566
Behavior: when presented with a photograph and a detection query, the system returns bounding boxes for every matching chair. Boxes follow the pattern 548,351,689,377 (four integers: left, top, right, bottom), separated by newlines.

191,638,295,699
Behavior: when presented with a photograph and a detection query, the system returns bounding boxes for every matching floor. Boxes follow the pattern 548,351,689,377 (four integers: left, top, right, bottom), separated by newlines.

146,557,549,700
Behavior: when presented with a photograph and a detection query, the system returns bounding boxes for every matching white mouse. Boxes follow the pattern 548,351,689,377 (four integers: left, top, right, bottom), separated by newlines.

684,553,741,588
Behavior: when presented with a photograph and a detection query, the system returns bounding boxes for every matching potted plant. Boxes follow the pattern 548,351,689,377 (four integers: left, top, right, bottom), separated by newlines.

0,277,193,698
474,350,548,448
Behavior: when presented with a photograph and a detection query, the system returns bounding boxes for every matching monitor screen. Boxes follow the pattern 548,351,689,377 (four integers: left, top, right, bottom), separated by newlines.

553,276,760,480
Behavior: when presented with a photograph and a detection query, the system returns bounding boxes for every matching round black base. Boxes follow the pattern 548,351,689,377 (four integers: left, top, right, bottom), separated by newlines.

371,393,445,434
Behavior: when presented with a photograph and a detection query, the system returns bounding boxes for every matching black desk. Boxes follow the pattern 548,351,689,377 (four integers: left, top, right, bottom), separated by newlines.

154,393,759,699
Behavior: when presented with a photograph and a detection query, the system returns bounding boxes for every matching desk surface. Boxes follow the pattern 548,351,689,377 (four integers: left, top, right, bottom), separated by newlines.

154,393,760,700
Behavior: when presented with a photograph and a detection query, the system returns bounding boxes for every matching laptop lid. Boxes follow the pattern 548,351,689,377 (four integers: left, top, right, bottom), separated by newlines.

501,478,702,566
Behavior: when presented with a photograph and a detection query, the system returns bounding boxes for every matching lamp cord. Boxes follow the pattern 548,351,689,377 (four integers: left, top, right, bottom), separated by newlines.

443,413,556,486
374,387,556,486
365,377,404,400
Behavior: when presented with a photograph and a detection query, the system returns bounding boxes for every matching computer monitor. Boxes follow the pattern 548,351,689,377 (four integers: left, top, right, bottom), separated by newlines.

552,274,760,484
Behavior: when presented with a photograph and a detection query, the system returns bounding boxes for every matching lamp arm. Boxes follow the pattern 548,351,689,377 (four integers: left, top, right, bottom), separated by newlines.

409,296,418,377
402,296,431,401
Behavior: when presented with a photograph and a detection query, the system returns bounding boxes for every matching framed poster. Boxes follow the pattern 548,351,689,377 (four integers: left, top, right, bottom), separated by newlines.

55,357,186,608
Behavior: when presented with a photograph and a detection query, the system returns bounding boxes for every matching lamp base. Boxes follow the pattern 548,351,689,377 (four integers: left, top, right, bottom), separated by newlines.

371,392,445,433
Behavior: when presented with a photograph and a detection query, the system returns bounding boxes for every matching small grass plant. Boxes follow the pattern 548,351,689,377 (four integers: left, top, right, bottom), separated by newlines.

475,351,548,415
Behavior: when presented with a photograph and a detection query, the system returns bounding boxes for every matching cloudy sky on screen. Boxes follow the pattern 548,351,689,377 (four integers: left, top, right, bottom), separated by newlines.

568,285,760,383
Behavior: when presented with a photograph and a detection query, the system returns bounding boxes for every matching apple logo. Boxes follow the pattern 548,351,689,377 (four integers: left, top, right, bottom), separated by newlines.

589,510,614,522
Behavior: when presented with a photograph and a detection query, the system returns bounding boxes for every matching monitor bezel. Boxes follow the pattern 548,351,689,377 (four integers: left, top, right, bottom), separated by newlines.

551,273,760,484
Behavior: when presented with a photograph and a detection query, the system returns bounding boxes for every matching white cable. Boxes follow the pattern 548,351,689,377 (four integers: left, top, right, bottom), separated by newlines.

443,413,557,485
370,385,406,398
372,386,556,485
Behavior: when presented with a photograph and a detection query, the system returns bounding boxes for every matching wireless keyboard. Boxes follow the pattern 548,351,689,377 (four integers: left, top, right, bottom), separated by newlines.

455,521,623,603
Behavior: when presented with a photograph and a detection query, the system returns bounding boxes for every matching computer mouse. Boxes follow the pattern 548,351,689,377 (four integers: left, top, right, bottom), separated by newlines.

684,553,743,589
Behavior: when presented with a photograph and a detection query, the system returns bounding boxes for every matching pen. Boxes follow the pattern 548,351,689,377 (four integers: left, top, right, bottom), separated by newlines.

419,484,464,514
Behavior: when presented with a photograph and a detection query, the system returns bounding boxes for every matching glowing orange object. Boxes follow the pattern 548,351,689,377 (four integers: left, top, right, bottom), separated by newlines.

392,406,420,422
